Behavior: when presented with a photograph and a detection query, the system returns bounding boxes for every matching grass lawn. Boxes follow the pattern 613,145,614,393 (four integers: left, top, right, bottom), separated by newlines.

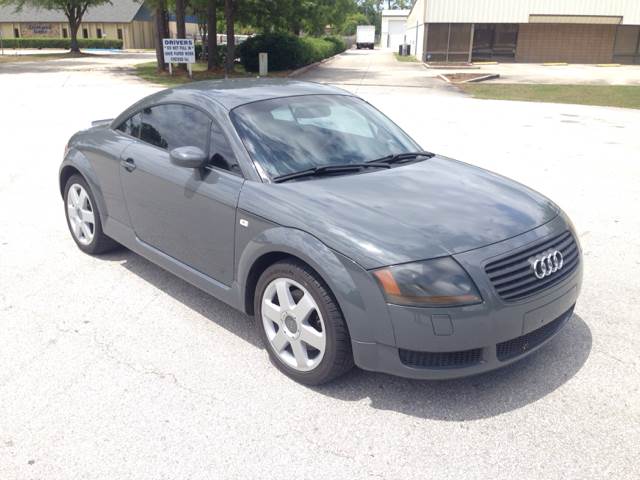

459,84,640,109
394,53,417,62
0,52,76,63
134,61,291,86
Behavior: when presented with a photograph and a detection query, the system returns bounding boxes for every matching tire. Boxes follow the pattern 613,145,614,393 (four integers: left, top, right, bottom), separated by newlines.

255,260,354,385
64,174,119,255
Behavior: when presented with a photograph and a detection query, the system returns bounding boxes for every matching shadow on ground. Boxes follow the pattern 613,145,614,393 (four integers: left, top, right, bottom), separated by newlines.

101,247,592,421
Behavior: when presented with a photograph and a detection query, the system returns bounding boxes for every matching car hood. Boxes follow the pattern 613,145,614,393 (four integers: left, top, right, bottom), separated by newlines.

239,156,559,269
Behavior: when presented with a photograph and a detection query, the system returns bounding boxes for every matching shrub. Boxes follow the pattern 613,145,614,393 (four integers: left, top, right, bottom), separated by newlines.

239,33,344,72
239,33,306,72
323,35,347,55
194,43,226,65
0,38,123,49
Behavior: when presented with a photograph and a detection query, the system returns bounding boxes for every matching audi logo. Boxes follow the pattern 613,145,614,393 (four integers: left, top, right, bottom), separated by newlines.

530,250,564,279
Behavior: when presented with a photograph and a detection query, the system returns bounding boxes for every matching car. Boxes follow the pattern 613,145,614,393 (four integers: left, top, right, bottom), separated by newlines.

59,79,582,385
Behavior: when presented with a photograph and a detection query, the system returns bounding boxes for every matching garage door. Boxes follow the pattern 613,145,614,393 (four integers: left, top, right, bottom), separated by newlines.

387,20,406,50
516,24,616,63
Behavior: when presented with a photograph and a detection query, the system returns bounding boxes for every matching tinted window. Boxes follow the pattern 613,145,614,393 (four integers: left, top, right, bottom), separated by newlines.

208,119,241,175
231,95,419,179
116,113,141,138
139,104,211,152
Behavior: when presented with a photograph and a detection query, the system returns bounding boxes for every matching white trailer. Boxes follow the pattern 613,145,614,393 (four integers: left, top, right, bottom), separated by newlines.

356,25,375,49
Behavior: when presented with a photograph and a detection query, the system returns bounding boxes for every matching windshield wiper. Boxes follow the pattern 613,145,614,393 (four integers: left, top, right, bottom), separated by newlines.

272,163,390,183
367,151,435,165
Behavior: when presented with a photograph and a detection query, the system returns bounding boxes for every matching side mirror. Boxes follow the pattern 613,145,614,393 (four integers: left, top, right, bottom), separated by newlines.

170,146,207,168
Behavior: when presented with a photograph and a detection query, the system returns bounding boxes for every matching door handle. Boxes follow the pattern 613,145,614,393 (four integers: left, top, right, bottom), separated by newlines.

121,157,136,172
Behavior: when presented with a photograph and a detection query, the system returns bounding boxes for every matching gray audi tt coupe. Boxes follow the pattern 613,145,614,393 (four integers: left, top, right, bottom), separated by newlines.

59,79,582,385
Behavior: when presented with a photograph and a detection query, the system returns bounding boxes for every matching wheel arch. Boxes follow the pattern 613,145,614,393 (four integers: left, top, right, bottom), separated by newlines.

236,226,391,344
59,165,82,197
59,151,108,222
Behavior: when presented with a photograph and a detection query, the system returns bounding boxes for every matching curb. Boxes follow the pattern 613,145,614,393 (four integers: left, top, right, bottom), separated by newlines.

288,51,343,78
438,73,500,84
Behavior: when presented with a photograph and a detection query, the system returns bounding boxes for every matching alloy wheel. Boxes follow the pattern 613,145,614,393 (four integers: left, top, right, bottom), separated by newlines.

67,183,95,246
261,277,326,372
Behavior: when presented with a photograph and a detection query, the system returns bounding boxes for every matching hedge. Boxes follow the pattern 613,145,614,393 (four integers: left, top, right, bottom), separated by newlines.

194,43,226,65
0,38,123,49
238,33,346,72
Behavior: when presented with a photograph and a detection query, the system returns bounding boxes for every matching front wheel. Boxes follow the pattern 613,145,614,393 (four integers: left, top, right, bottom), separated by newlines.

64,174,119,255
255,261,354,385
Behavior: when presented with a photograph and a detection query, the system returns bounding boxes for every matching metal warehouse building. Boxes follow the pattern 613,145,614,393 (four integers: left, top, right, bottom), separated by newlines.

405,0,640,64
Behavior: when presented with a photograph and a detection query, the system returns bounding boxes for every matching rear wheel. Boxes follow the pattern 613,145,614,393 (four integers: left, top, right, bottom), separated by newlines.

255,260,354,385
64,174,119,255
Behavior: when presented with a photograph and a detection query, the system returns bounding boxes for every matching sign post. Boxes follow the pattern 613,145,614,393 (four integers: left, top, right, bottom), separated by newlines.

259,52,268,76
162,38,196,77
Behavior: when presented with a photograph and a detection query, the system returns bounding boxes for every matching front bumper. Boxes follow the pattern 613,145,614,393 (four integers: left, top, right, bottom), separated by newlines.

351,215,583,380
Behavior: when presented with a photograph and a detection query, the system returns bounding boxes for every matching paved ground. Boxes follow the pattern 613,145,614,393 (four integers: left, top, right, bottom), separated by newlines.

1,51,639,479
301,48,640,86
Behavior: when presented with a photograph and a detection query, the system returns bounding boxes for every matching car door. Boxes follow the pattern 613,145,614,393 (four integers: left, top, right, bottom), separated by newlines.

119,103,244,286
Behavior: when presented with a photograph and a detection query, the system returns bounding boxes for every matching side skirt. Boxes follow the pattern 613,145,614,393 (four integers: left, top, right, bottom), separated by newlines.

104,217,244,312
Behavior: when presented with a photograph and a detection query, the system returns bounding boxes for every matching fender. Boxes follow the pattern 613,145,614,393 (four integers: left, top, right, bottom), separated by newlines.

235,220,396,345
59,150,109,227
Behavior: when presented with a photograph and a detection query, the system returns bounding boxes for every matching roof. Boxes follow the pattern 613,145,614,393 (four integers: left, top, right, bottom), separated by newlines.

381,9,411,18
169,79,352,110
0,0,146,23
112,79,353,130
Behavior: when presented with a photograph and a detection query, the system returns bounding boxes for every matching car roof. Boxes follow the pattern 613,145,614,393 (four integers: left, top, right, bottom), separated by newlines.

163,78,353,110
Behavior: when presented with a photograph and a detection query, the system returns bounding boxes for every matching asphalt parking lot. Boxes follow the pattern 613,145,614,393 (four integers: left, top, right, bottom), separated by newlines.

1,51,639,479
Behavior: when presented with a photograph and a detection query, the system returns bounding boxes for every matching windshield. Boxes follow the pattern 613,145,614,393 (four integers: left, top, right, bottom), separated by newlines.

230,95,420,180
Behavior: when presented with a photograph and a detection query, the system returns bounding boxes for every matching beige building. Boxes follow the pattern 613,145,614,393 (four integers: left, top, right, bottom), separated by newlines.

0,0,155,49
405,0,640,64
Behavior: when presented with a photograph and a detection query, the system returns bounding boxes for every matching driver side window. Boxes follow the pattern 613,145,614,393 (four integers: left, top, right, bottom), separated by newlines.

208,118,242,176
139,104,211,153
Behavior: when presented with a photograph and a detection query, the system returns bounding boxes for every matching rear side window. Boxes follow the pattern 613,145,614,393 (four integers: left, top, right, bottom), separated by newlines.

116,113,141,138
139,104,211,152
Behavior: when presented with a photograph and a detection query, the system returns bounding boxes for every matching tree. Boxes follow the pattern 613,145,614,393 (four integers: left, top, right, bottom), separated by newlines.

206,0,218,70
1,0,111,52
224,0,235,73
174,0,187,72
151,0,169,71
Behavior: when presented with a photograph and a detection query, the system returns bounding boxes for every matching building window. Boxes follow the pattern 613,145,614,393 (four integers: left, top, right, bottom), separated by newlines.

425,23,473,62
82,28,89,39
472,24,519,62
117,28,123,40
62,27,68,38
614,25,640,64
96,28,102,39
13,28,20,38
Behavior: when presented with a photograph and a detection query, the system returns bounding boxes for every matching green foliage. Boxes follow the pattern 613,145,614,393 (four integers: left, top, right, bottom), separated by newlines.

0,37,123,49
321,35,346,54
238,32,345,72
339,12,370,35
194,43,226,64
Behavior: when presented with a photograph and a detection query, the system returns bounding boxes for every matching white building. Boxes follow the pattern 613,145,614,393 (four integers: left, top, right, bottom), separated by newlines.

381,9,410,51
405,0,640,64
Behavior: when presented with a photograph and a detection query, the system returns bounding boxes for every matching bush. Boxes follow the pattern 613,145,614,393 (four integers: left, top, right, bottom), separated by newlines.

0,37,123,49
194,43,226,65
239,33,344,72
323,35,347,55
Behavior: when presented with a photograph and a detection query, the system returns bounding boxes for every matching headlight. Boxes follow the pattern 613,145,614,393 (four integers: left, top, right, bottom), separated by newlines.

372,257,482,307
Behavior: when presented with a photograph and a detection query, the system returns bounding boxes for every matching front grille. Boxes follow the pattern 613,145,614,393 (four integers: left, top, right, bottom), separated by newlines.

496,306,573,361
485,231,579,302
399,347,482,369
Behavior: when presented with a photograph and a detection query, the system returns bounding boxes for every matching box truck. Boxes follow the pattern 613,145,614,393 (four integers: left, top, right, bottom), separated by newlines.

356,25,375,50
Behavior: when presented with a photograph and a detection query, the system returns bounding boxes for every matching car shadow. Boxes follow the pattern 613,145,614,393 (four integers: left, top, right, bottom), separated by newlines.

100,247,592,421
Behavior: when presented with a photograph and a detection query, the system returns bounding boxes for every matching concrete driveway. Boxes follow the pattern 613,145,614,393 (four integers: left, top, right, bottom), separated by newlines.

297,48,446,89
1,54,639,479
300,48,640,86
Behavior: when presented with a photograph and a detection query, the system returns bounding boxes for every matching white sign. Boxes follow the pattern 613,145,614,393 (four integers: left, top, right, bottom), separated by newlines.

162,38,195,64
